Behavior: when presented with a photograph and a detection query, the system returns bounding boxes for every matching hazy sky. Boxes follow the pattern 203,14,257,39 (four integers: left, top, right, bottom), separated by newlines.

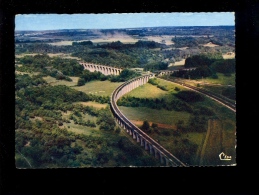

15,13,235,31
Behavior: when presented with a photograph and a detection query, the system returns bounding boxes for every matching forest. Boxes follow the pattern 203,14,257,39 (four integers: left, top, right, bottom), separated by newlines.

15,71,160,167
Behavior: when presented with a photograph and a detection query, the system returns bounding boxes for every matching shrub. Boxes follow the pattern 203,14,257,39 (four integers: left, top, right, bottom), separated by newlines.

174,87,180,91
157,85,168,91
151,123,158,128
222,87,236,100
77,78,86,86
141,120,150,132
162,130,171,136
115,127,121,134
211,74,218,79
174,91,204,102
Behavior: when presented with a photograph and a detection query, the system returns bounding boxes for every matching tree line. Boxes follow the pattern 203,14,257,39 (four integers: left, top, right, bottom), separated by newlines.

170,54,235,79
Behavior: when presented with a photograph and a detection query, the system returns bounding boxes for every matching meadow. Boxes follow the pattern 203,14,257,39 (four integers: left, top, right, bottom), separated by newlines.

118,106,191,127
177,73,235,87
125,78,187,99
43,76,79,86
73,80,124,96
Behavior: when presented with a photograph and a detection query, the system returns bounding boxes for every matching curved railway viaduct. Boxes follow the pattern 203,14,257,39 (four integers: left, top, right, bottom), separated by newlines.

79,62,122,76
110,74,187,167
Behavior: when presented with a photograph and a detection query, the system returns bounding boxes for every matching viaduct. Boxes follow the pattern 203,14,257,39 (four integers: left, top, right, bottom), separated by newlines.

79,62,123,76
110,74,187,166
79,61,186,166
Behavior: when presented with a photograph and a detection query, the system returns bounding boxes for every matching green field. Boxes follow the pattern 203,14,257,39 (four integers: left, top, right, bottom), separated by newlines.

73,101,108,109
176,73,235,87
62,121,99,136
73,80,124,96
198,119,236,166
203,73,235,86
118,106,191,126
44,77,124,97
125,83,168,98
15,70,40,76
182,132,206,147
125,79,187,99
43,76,79,86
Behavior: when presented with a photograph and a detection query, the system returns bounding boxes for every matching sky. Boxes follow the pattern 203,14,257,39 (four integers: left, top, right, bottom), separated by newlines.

15,13,235,31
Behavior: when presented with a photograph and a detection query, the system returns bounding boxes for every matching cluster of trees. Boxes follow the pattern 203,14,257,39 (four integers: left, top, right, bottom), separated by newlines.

23,85,90,105
171,66,216,79
110,69,141,82
50,57,84,76
97,40,164,50
170,54,235,79
72,41,94,46
140,120,160,134
16,54,84,82
174,91,205,103
171,36,231,48
184,53,235,75
43,68,72,82
77,70,108,86
69,113,96,127
185,53,223,68
15,74,47,90
134,40,163,48
172,37,202,48
143,62,168,71
15,43,77,54
96,107,116,131
210,59,236,74
117,95,193,113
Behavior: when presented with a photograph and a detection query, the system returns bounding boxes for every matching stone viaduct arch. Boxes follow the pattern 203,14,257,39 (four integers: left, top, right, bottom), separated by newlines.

79,62,122,76
110,74,187,167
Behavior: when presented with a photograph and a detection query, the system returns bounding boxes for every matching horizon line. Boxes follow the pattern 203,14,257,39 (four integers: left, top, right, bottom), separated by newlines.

15,25,235,31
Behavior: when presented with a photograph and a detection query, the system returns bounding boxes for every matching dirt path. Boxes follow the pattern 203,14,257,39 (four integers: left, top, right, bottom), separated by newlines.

199,119,223,165
130,120,174,129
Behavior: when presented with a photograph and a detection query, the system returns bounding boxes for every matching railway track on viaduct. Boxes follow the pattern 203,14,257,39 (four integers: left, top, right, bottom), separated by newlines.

110,74,187,167
162,78,236,113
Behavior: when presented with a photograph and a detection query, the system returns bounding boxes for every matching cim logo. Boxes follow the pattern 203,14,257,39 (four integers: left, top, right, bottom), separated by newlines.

219,152,232,161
